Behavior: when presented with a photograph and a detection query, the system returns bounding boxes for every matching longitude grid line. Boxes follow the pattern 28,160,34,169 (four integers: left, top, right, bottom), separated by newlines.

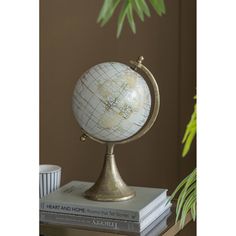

80,79,107,107
97,64,126,88
94,66,139,138
75,81,106,129
85,65,125,135
74,92,96,111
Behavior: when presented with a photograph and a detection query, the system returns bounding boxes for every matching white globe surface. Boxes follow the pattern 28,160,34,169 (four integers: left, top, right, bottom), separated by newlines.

72,62,151,142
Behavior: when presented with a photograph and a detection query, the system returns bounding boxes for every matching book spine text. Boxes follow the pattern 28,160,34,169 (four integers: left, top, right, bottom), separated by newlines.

40,211,140,233
40,202,138,221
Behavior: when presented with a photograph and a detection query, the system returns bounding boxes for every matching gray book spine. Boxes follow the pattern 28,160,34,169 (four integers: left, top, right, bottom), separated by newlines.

40,201,139,221
40,211,141,233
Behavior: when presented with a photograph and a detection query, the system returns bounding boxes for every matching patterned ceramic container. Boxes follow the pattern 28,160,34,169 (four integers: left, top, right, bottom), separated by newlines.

39,164,61,198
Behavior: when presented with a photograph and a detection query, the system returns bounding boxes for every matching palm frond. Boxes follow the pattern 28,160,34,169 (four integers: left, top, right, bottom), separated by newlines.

117,1,130,37
127,3,136,34
97,0,166,37
132,0,145,21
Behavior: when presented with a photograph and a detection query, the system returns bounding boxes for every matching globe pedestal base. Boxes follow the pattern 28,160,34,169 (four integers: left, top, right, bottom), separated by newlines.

84,144,135,201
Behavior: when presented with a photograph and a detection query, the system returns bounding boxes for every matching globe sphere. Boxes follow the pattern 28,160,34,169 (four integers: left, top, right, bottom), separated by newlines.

72,62,151,142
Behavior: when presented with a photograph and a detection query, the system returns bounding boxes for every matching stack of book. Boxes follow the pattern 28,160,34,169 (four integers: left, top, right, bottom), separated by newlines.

40,181,172,235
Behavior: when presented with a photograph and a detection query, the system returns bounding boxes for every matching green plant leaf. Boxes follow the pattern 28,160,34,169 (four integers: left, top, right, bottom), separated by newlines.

180,190,196,228
183,182,196,202
169,173,190,202
191,201,196,221
100,0,121,26
171,169,196,229
116,1,130,38
139,0,151,17
97,0,114,23
179,192,193,227
182,106,196,143
97,0,166,36
149,0,166,16
171,96,197,227
127,3,136,33
182,99,196,157
182,127,196,157
175,169,196,222
132,0,145,21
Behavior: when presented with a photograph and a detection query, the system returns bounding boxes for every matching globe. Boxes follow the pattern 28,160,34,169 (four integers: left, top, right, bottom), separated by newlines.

72,62,151,142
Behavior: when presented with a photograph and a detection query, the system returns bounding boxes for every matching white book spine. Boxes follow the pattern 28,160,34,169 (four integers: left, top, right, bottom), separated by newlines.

40,201,139,221
40,202,171,233
40,211,140,232
40,192,167,222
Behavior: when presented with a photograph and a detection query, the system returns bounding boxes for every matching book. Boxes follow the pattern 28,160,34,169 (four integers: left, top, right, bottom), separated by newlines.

40,181,168,222
133,208,171,236
40,209,171,236
40,200,171,233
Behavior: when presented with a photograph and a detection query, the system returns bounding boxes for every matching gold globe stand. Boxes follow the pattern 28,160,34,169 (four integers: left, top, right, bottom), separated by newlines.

80,56,160,201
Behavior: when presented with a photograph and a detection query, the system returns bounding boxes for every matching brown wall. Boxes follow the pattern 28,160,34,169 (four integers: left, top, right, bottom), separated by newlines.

40,0,196,234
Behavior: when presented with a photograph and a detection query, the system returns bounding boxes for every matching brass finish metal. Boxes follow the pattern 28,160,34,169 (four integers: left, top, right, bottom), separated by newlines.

81,56,160,201
80,133,87,142
84,143,135,201
132,55,144,71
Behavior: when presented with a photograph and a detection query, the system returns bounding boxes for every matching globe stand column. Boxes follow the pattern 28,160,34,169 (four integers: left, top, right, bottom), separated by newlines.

84,143,135,201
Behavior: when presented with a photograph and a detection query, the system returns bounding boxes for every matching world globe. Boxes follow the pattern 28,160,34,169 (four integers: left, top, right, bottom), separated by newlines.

72,57,160,201
72,62,151,142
